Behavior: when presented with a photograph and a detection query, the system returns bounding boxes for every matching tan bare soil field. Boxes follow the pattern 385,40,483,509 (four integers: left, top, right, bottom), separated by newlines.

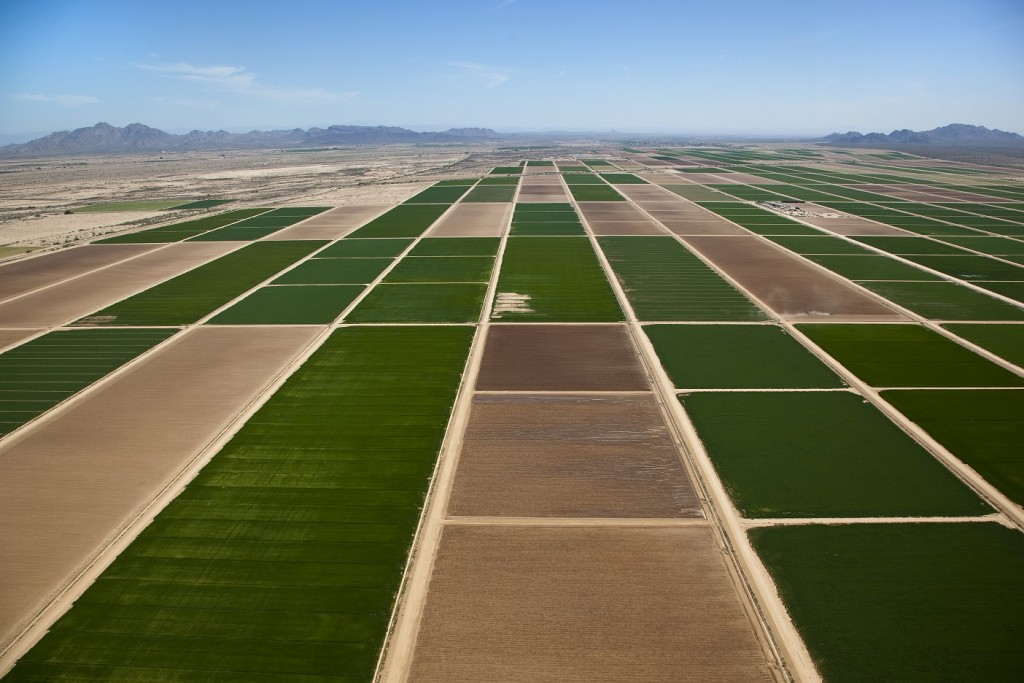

610,160,645,169
429,203,511,237
448,394,701,518
0,244,157,302
0,328,40,351
407,526,774,682
577,202,650,221
657,218,751,236
517,180,569,202
0,325,319,650
682,235,905,319
476,325,649,391
265,205,390,241
616,185,679,201
795,204,909,236
0,242,237,327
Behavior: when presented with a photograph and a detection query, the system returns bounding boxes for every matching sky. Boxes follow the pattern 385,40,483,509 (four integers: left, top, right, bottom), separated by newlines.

1,0,1022,137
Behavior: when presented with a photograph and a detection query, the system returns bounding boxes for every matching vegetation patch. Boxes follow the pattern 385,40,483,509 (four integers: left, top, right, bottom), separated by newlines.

749,523,1024,682
97,209,268,244
943,323,1024,368
568,184,626,202
462,185,516,203
404,186,469,204
645,324,842,388
318,238,412,257
73,200,187,212
346,283,487,323
209,285,364,324
348,204,448,238
681,391,989,518
384,256,494,283
510,203,585,235
857,281,1024,320
409,238,500,256
804,254,939,281
274,257,392,285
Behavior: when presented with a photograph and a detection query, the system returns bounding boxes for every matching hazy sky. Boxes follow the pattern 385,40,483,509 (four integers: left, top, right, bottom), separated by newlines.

1,0,1022,136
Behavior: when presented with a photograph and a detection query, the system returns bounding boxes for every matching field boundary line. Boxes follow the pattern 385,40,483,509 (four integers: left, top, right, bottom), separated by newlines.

743,513,1011,528
445,516,709,527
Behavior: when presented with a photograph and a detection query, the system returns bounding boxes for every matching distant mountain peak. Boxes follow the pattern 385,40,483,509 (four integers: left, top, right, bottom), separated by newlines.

0,122,503,158
823,123,1023,145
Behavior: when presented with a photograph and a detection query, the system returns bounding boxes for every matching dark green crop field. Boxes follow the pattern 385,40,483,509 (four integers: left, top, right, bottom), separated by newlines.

76,241,325,326
798,324,1024,387
942,323,1024,368
645,324,842,388
208,285,364,324
902,254,1024,281
383,256,494,283
318,238,412,258
681,391,989,518
345,283,487,323
766,236,873,255
598,236,767,321
857,281,1024,320
461,185,516,203
804,254,939,281
883,389,1024,505
274,257,393,285
348,205,449,238
0,328,176,436
7,326,474,681
96,209,268,244
408,238,500,256
567,184,625,202
491,236,622,322
404,185,470,204
600,173,647,184
510,203,585,235
749,523,1024,682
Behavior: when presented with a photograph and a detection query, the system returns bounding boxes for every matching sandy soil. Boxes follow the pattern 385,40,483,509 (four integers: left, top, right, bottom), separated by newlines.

0,325,320,651
448,394,701,518
0,328,40,351
407,526,774,682
681,235,905,320
476,325,649,391
429,203,511,237
0,242,237,327
264,205,390,241
0,244,156,302
794,204,909,236
0,212,166,247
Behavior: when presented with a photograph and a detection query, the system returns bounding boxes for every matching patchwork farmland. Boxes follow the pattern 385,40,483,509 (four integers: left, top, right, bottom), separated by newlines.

0,148,1022,682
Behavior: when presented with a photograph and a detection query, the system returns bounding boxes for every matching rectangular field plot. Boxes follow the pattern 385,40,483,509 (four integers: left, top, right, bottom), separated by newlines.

942,323,1024,368
599,237,767,321
600,173,648,184
0,328,176,436
568,183,626,202
8,326,473,681
75,241,325,326
491,237,622,321
73,200,187,212
428,203,510,237
383,256,494,283
0,244,157,301
208,285,363,324
476,325,647,391
804,254,940,281
766,235,874,255
697,204,824,235
798,324,1024,387
749,523,1024,682
937,235,1024,256
96,209,269,244
662,184,733,202
461,185,516,203
405,185,470,204
851,235,971,255
318,238,412,257
264,205,389,241
407,526,773,682
681,391,989,518
408,237,500,256
509,202,585,235
348,204,448,238
187,226,284,241
449,394,700,518
902,254,1024,281
490,166,522,174
883,389,1024,505
578,202,663,235
645,324,842,388
274,257,392,284
345,283,486,323
476,176,520,185
857,281,1024,320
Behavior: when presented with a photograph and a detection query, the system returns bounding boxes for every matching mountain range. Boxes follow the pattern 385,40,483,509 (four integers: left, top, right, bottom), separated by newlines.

0,122,502,158
822,123,1023,145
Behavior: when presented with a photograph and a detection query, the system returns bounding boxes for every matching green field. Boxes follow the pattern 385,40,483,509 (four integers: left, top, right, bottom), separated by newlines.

662,184,732,202
600,173,647,184
274,257,392,284
749,523,1024,682
598,236,767,321
383,256,493,283
766,236,873,255
938,235,1024,256
681,391,989,517
476,176,520,186
408,238,500,256
208,285,364,324
697,203,823,235
902,254,1024,281
404,185,470,204
798,324,1024,387
490,166,523,174
96,209,268,244
851,235,972,255
74,200,187,212
567,183,626,202
0,329,176,437
169,199,232,210
857,281,1024,320
645,324,842,388
76,241,324,326
461,185,516,202
318,238,412,257
492,236,622,321
432,179,478,186
187,226,284,241
942,323,1024,368
509,203,585,235
7,326,474,681
883,389,1024,505
561,173,605,185
348,205,448,238
804,254,940,281
345,283,487,323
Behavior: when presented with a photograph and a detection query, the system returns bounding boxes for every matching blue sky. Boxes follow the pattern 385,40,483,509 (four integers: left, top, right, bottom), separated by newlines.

1,0,1022,136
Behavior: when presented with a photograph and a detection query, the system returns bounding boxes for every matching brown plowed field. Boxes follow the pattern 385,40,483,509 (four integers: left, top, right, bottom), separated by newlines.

923,189,1014,202
0,242,238,327
681,236,904,319
407,526,774,682
577,203,650,221
797,204,909,236
0,244,157,302
616,185,677,201
651,214,750,236
449,394,701,518
0,325,319,649
476,325,649,391
0,328,40,351
429,203,511,237
265,205,388,240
